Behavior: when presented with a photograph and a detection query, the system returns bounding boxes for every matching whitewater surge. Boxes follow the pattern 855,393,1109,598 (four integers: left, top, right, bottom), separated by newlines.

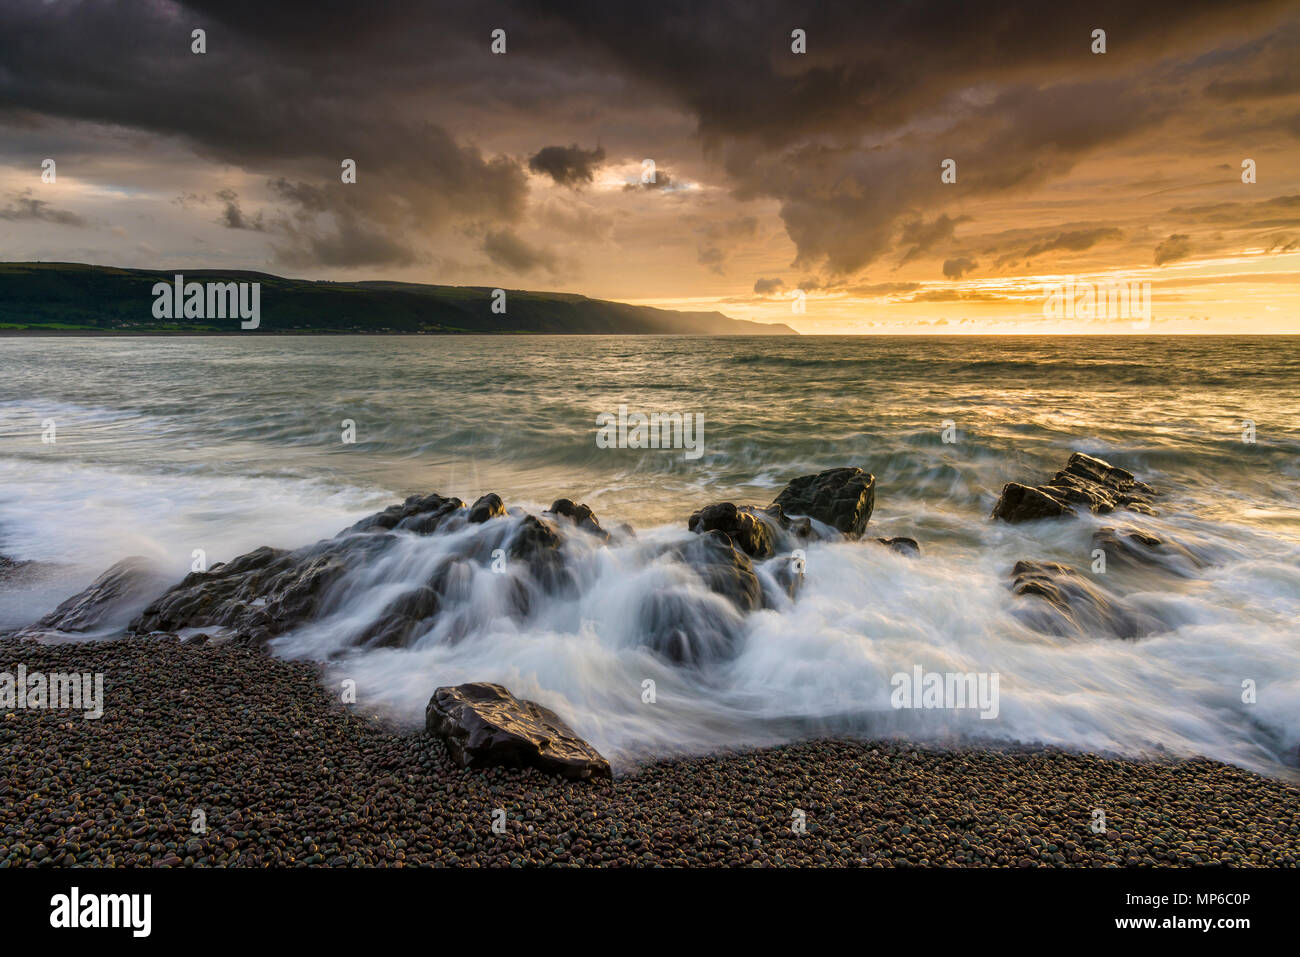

256,502,1298,777
2,336,1298,777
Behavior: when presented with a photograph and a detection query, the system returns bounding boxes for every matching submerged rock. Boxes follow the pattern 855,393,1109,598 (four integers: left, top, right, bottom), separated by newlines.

679,529,763,614
1091,525,1206,576
769,551,806,600
1009,560,1161,639
0,555,30,576
992,452,1156,523
425,682,611,780
354,585,441,649
875,537,921,556
23,557,170,635
128,491,578,645
637,530,757,665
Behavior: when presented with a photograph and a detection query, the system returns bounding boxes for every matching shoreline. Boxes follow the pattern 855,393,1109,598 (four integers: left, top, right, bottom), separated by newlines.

3,635,1297,867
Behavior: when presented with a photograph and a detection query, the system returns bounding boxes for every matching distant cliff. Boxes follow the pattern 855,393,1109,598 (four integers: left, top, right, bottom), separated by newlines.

0,263,797,335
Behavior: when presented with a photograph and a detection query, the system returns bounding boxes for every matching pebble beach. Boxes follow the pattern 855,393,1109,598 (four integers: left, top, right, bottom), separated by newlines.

3,636,1297,868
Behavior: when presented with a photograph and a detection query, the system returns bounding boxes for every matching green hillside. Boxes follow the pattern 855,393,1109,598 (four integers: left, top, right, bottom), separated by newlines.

0,263,796,335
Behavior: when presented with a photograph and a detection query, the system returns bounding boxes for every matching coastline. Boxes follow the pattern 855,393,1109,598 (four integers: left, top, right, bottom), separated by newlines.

4,635,1297,868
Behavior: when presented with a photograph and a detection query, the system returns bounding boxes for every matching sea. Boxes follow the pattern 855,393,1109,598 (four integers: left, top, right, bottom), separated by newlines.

1,334,1298,775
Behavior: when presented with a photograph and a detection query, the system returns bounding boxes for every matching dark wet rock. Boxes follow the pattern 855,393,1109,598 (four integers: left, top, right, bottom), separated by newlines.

506,514,572,593
127,490,582,646
993,452,1156,523
355,586,441,649
350,493,465,535
769,552,806,600
1010,560,1162,639
771,467,875,538
130,543,355,642
636,588,746,665
638,531,758,664
507,515,561,566
24,557,170,635
468,493,506,524
679,529,763,614
1091,525,1206,576
425,682,611,780
546,499,610,542
876,537,921,557
687,503,776,559
991,483,1071,523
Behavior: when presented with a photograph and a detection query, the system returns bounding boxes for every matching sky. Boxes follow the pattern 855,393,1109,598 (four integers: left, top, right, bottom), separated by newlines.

0,0,1297,334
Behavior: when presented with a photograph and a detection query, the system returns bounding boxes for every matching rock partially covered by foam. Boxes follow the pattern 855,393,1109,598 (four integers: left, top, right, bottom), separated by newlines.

686,466,876,560
771,467,876,538
992,452,1156,523
426,682,611,780
687,502,777,559
22,557,171,636
1010,560,1162,640
545,499,611,542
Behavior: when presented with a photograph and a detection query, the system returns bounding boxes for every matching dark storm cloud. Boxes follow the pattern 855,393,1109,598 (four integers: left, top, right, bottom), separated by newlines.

531,0,1296,275
0,190,88,227
0,0,529,269
215,189,264,231
528,144,607,187
753,277,786,295
0,0,1296,278
482,229,558,274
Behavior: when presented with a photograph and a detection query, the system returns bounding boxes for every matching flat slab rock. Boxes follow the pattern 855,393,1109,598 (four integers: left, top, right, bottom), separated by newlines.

992,451,1156,523
426,682,611,781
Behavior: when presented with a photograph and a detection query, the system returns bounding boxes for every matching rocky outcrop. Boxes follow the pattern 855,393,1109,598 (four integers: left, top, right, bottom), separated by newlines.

686,466,876,560
687,503,777,559
128,492,584,646
467,493,506,523
545,499,611,542
130,543,356,644
347,492,466,535
992,452,1156,523
425,682,611,780
23,557,170,635
772,467,875,538
1009,560,1161,639
678,530,763,614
